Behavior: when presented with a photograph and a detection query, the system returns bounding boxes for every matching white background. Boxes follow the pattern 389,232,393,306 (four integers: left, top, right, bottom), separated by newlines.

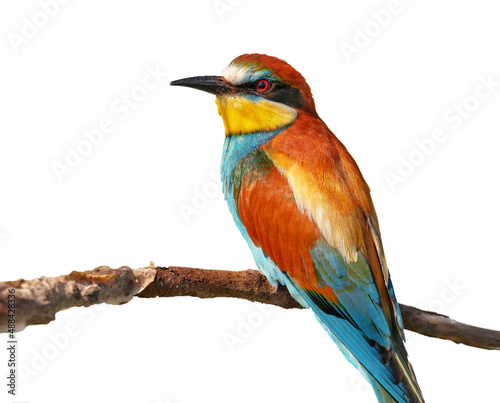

1,1,500,402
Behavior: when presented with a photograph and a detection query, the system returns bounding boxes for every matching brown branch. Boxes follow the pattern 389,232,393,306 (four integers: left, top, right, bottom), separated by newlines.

1,265,499,351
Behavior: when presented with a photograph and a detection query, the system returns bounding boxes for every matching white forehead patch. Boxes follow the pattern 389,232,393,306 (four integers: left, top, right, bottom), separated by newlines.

221,64,250,85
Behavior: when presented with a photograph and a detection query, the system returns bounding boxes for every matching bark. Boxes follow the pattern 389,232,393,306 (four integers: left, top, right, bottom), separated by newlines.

1,265,499,351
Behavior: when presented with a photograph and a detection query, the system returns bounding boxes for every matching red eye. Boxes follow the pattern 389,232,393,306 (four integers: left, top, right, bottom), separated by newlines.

256,79,270,91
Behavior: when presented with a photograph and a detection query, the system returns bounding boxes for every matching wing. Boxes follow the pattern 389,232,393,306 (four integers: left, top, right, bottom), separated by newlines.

233,120,422,401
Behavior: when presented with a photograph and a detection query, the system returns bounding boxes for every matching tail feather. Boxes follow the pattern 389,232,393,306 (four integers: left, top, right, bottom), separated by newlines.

297,287,425,402
370,378,399,403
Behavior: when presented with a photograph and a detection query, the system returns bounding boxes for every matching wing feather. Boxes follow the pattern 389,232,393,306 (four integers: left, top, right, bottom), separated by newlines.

236,157,422,402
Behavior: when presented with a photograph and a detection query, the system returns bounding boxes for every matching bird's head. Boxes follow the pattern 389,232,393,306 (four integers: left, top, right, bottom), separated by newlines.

171,54,317,136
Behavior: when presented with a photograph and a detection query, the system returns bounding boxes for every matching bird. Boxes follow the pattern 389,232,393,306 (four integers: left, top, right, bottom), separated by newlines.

171,53,424,403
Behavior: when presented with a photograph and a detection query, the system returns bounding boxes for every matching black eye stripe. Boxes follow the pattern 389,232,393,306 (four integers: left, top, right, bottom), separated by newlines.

236,81,304,109
262,86,304,109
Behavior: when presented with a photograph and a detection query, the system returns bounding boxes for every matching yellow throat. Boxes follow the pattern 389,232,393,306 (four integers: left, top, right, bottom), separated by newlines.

215,95,297,136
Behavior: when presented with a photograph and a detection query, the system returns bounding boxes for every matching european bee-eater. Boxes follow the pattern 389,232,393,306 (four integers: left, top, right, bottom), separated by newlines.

171,54,424,403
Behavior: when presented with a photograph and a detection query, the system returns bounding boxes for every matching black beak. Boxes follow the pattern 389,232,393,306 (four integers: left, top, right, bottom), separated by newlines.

170,75,233,95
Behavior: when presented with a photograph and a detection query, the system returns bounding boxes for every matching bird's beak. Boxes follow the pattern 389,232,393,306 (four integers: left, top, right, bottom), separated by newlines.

170,75,234,95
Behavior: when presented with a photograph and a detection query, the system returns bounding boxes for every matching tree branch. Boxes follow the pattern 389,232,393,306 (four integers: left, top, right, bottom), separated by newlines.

1,265,499,351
